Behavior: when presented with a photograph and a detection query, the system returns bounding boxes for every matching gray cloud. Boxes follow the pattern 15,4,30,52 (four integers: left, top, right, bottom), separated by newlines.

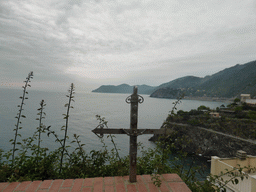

1,0,255,91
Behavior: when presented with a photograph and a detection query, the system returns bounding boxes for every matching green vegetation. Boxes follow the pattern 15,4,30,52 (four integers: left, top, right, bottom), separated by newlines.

167,101,256,140
0,74,254,192
36,99,46,155
59,83,75,174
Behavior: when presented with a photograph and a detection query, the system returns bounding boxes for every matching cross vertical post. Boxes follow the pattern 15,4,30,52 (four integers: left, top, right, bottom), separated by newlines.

126,86,143,182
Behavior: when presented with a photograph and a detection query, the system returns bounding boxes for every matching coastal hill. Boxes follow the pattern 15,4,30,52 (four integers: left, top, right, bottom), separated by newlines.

150,60,256,99
92,60,256,98
92,84,156,94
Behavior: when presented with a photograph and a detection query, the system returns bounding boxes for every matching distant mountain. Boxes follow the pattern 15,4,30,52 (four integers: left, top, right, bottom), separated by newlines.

92,84,156,94
150,60,256,99
197,61,256,97
92,60,256,98
156,76,203,89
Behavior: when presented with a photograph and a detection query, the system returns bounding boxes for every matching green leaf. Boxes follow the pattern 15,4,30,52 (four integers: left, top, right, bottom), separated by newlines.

235,178,239,184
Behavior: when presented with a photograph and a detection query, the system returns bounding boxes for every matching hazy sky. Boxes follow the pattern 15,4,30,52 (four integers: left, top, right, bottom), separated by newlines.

1,0,256,92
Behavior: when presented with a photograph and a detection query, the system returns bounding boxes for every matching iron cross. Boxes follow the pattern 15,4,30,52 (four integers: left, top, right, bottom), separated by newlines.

92,86,172,183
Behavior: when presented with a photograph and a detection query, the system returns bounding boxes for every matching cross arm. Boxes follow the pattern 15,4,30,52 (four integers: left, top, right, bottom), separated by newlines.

92,128,173,136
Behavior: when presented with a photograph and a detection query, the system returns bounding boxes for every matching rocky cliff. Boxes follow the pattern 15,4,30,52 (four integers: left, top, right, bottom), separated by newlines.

149,124,256,158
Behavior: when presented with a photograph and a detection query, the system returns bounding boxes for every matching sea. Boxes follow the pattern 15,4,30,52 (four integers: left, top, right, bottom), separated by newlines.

0,88,227,179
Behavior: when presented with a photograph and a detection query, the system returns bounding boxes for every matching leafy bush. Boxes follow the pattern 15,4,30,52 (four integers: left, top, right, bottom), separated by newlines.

188,118,200,126
248,111,256,120
197,105,210,111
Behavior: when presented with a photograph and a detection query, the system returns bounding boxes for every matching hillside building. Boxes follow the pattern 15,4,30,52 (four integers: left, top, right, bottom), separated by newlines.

240,94,256,106
245,99,256,106
209,112,220,118
240,94,251,103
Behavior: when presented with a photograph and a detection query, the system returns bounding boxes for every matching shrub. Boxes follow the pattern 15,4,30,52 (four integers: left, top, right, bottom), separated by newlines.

248,111,256,120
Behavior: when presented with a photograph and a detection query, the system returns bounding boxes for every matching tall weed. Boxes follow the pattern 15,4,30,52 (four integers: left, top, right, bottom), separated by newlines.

11,71,33,164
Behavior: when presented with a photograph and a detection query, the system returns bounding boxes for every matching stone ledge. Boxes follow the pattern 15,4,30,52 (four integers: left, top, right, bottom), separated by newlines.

0,174,191,192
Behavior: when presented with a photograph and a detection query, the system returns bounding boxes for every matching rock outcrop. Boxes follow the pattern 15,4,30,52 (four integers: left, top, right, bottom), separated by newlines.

149,124,256,158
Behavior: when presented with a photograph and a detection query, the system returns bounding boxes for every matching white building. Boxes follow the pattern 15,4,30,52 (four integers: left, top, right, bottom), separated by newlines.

240,94,251,103
211,151,256,192
240,94,256,106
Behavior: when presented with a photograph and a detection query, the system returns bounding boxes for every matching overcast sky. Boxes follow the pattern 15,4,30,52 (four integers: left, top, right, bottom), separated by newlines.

1,0,256,92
